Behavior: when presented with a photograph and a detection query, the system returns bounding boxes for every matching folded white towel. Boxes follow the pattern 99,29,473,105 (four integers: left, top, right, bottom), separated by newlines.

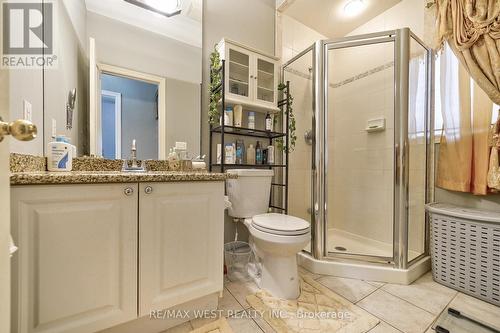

9,234,18,257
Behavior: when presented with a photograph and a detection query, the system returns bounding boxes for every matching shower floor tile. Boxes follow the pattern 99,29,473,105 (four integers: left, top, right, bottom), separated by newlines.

327,228,420,260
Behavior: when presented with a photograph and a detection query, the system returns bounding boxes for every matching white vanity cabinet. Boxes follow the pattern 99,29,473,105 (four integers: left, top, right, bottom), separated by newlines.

138,182,224,316
10,184,139,333
10,181,225,333
217,39,280,112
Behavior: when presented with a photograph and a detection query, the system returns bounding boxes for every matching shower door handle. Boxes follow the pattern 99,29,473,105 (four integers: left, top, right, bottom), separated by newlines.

395,143,400,184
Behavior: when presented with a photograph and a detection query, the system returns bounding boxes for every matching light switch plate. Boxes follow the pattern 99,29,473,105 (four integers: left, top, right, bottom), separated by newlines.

52,119,57,138
23,100,32,121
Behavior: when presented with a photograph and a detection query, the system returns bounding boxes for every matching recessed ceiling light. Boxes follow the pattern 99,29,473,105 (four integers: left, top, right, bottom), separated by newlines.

343,0,366,17
124,0,182,18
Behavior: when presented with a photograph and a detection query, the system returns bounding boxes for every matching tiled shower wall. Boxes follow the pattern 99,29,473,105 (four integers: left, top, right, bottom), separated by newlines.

281,0,427,255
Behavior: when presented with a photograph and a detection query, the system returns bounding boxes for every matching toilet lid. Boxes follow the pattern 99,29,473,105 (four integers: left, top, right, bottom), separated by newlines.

252,213,310,236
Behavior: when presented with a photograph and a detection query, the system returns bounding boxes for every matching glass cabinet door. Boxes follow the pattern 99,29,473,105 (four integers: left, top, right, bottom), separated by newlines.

228,48,250,99
256,58,275,104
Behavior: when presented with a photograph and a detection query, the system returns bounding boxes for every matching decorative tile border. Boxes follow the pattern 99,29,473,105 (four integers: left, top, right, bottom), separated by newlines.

284,60,395,89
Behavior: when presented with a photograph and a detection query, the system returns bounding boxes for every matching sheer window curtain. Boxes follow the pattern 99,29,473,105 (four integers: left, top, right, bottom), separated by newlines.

436,44,493,195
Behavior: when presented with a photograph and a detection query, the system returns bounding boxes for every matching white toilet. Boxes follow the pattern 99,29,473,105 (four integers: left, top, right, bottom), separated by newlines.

226,169,310,299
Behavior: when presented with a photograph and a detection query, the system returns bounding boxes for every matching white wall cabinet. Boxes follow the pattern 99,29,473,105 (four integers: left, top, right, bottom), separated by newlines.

217,39,280,113
138,182,224,316
11,182,225,333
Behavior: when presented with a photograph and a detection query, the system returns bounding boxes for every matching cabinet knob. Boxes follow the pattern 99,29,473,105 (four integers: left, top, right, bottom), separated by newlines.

124,187,134,196
144,186,153,194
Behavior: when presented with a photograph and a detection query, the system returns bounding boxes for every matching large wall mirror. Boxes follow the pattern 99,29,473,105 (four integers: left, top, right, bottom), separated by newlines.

10,0,202,160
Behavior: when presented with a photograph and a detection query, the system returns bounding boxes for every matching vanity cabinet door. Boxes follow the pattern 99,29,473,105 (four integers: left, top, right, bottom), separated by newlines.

11,184,138,333
138,182,224,316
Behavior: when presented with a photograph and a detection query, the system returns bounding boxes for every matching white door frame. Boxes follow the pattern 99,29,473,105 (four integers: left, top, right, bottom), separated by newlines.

91,63,167,159
101,90,122,159
0,52,11,333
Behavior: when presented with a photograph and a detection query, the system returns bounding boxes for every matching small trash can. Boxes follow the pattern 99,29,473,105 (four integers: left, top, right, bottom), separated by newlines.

426,203,500,306
224,241,252,280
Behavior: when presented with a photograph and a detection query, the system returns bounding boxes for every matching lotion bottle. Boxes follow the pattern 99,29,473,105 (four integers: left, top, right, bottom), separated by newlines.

47,135,73,171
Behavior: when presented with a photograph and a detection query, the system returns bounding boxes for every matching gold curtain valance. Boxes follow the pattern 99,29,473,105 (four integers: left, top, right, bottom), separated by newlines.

435,0,500,104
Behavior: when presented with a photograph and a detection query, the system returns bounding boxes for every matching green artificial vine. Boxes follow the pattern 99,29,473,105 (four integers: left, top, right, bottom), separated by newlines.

208,46,222,125
275,82,296,153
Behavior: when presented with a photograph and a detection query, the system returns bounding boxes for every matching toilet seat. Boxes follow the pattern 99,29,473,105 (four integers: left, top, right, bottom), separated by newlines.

252,213,310,236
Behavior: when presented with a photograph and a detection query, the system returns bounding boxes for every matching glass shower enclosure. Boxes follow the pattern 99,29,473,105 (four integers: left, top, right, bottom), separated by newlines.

282,28,434,278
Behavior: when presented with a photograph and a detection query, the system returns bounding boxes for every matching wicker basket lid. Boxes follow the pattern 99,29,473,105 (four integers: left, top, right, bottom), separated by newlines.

426,203,500,224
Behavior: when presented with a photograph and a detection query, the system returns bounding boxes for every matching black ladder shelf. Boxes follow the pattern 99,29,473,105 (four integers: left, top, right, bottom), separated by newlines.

208,59,291,213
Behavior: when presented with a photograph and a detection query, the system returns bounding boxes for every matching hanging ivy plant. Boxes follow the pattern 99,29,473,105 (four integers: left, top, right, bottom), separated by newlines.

208,46,222,125
275,82,296,153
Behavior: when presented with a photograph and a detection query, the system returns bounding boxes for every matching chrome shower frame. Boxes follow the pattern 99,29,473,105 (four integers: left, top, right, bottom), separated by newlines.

281,28,434,272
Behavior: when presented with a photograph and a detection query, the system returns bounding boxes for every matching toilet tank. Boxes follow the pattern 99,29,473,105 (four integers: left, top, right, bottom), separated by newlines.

226,169,274,218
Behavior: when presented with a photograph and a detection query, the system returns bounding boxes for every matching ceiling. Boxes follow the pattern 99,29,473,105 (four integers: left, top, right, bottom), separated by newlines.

281,0,402,38
85,0,202,48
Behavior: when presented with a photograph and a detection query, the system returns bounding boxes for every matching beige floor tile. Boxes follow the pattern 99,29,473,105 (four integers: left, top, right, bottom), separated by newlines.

227,316,264,333
251,312,277,333
229,309,275,332
381,272,457,315
365,280,386,288
161,321,193,333
316,275,378,303
298,266,323,280
357,289,435,333
446,292,500,331
218,287,244,316
368,321,403,332
225,279,260,309
190,316,219,330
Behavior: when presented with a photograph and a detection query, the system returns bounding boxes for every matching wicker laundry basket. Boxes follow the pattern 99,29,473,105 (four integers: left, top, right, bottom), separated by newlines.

426,203,500,306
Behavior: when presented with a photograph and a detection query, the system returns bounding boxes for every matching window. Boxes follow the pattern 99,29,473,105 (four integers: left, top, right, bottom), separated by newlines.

434,44,498,137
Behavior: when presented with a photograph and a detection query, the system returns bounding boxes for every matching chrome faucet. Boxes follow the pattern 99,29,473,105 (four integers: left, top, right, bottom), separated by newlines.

122,139,147,172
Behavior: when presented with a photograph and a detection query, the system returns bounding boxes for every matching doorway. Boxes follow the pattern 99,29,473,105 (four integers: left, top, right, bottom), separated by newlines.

100,74,159,160
89,58,166,159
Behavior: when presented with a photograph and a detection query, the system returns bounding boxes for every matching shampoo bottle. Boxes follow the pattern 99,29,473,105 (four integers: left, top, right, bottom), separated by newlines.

256,141,263,165
265,113,273,131
235,140,245,164
247,144,256,164
248,112,255,129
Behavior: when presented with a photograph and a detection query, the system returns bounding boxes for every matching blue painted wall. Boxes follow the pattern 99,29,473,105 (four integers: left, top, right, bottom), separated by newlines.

101,74,158,160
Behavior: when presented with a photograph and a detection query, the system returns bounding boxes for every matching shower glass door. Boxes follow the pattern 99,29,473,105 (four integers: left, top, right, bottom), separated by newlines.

325,37,396,261
282,47,315,253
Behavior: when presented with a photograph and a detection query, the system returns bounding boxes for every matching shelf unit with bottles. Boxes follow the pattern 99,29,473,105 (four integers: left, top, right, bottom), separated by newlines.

209,57,291,213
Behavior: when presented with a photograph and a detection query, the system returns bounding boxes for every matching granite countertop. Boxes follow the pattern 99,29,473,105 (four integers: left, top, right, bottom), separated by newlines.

10,170,235,185
9,153,236,185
